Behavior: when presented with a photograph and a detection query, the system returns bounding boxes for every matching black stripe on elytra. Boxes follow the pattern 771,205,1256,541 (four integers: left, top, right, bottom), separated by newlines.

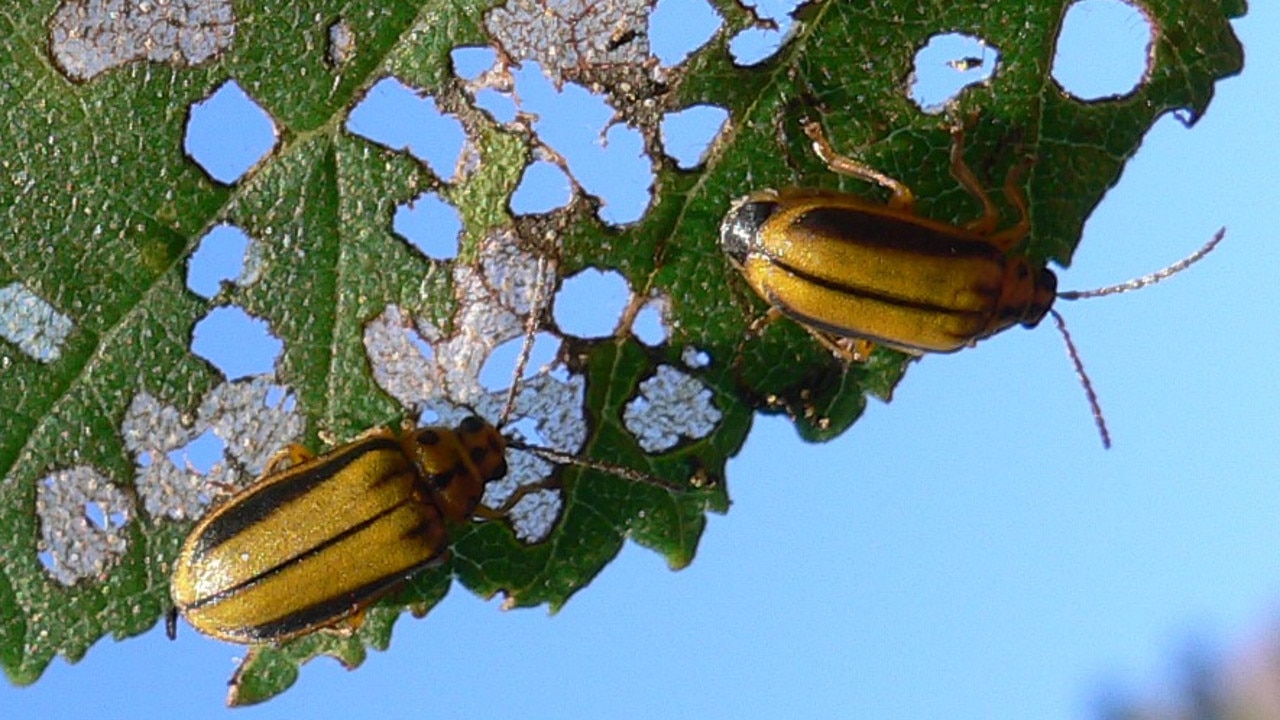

185,493,436,612
792,206,1006,261
768,253,992,321
194,436,403,555
229,549,446,643
768,286,965,347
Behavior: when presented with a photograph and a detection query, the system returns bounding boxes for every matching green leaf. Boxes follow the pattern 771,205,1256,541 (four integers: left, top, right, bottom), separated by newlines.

0,0,1242,706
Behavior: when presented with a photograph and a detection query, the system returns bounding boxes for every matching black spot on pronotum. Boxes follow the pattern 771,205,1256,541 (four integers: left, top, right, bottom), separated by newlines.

428,468,458,490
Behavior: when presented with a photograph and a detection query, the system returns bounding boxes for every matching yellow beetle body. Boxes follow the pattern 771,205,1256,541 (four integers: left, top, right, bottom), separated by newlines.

719,120,1047,357
720,186,1056,354
170,417,506,644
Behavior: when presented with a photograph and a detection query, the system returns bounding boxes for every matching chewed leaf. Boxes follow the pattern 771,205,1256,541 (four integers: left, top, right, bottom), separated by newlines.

0,0,1243,707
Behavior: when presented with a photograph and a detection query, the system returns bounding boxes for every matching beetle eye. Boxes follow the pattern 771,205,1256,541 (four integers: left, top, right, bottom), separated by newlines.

459,416,485,434
417,429,441,446
1038,268,1058,296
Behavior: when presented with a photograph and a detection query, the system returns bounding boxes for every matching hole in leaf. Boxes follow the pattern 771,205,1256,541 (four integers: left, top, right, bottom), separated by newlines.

192,306,281,379
909,33,999,113
82,500,106,529
633,296,668,346
503,416,544,445
187,223,250,298
393,192,462,260
405,325,436,367
417,406,443,426
727,1,799,66
511,161,573,214
553,269,630,338
452,46,518,122
167,428,226,475
509,62,653,224
346,77,466,179
479,332,561,392
661,104,729,168
184,80,277,185
475,88,519,123
729,25,787,66
1053,0,1153,100
263,384,296,412
451,47,497,79
82,500,126,530
649,0,721,66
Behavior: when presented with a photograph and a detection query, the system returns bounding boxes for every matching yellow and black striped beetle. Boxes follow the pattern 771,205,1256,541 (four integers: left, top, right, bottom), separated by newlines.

168,417,516,644
720,119,1222,445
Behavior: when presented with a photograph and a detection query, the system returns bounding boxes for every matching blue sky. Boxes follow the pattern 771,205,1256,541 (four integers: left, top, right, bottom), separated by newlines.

6,2,1277,718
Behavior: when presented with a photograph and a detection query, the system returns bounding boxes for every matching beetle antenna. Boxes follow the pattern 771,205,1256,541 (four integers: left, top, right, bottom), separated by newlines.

1049,308,1111,449
500,254,551,429
1058,227,1225,301
505,436,690,492
496,254,697,495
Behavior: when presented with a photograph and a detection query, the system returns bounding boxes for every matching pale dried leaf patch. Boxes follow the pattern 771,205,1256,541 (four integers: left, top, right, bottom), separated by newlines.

326,19,356,68
124,380,301,521
36,466,133,585
680,346,710,369
364,231,573,542
486,0,652,87
0,283,74,364
48,0,235,83
623,364,721,453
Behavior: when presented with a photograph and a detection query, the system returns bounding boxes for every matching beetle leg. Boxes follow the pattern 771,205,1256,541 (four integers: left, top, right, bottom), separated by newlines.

987,153,1034,251
748,307,875,363
261,443,316,475
745,306,785,337
802,120,916,212
326,606,366,638
847,338,877,362
805,327,875,364
948,123,1003,237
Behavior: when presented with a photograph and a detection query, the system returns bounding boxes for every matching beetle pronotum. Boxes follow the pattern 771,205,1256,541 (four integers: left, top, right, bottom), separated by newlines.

719,119,1223,446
